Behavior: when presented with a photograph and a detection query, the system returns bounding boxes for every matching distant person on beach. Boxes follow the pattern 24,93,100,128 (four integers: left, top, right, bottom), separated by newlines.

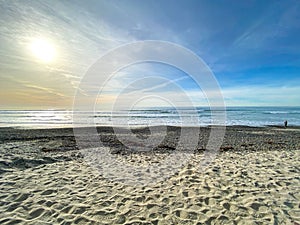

284,120,288,128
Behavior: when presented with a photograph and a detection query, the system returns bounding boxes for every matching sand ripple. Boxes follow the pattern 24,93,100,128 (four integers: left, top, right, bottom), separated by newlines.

0,145,299,224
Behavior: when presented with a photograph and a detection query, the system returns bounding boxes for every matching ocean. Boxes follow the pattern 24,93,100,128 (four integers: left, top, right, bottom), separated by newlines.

0,107,300,129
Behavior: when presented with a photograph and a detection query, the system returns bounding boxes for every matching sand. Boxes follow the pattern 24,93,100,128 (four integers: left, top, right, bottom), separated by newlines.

0,126,299,224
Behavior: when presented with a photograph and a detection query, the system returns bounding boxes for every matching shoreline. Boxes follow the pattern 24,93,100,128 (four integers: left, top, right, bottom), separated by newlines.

1,124,299,149
1,124,300,131
1,123,300,131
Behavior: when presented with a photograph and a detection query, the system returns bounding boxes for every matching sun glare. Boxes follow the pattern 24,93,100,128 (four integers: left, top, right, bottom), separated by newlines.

30,38,56,63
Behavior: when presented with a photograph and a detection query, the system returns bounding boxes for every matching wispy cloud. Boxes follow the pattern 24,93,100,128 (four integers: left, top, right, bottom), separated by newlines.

0,0,299,109
23,84,66,98
0,0,135,108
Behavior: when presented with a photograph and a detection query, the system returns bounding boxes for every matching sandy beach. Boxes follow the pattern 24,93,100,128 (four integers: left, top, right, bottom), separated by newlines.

0,126,299,224
2,0,300,224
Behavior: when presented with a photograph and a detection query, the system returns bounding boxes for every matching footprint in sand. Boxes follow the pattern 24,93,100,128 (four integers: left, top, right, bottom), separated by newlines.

29,208,46,219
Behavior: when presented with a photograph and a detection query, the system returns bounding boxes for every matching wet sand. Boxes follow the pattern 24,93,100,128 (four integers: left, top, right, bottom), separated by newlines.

0,126,299,224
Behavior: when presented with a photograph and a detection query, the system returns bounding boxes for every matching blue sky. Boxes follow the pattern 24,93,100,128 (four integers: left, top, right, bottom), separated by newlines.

0,0,299,109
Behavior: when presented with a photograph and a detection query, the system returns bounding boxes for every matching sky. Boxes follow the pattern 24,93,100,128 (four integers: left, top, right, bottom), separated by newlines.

0,0,299,109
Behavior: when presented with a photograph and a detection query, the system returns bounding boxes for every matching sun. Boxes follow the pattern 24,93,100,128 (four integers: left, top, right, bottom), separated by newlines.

30,38,56,63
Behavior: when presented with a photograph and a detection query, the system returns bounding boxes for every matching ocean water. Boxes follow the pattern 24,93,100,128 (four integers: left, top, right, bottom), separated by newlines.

0,107,300,129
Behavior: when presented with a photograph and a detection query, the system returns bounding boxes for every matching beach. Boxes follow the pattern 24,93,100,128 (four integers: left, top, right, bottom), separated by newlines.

0,126,299,224
1,0,300,224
